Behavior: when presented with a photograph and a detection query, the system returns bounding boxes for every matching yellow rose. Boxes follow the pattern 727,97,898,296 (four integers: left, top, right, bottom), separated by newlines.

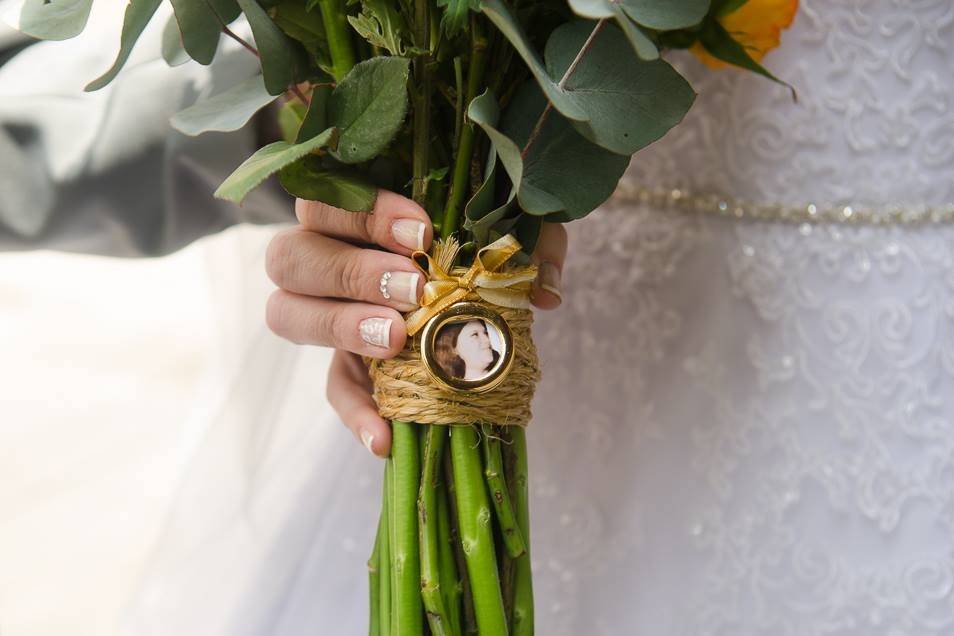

691,0,799,69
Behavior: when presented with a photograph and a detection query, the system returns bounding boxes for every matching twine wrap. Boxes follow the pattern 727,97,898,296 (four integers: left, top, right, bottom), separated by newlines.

367,304,540,427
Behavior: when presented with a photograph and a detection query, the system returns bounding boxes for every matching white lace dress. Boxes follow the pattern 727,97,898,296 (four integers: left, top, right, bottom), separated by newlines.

118,2,954,634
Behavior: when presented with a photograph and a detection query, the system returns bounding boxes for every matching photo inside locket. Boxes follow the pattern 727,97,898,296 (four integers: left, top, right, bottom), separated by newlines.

432,318,504,382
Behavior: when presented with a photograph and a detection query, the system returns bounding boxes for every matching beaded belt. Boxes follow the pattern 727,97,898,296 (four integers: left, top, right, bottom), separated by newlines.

613,184,954,226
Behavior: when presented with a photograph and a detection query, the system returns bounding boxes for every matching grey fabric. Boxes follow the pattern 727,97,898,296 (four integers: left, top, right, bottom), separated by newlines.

0,21,293,257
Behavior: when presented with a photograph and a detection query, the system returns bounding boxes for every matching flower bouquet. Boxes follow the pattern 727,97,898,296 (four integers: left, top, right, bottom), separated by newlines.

11,0,795,632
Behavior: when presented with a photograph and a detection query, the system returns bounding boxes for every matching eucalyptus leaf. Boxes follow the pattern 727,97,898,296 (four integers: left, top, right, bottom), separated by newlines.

621,0,709,30
480,0,587,122
279,156,377,212
169,0,240,65
713,0,749,17
501,81,629,220
236,0,294,95
271,0,330,68
612,7,658,60
161,15,191,67
328,56,410,164
463,148,518,244
9,0,92,40
171,75,278,136
85,0,162,92
215,127,339,204
546,21,695,156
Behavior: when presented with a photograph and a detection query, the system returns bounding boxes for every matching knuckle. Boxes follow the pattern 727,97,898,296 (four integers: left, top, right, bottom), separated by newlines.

265,291,289,338
326,306,352,349
265,230,297,288
333,251,367,300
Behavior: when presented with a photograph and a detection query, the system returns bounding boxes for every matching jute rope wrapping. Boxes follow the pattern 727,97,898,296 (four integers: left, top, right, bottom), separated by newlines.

367,305,540,427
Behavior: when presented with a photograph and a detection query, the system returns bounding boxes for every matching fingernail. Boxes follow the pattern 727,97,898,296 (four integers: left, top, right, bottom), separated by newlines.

538,262,562,299
380,271,420,305
359,317,392,348
360,429,376,456
392,219,426,251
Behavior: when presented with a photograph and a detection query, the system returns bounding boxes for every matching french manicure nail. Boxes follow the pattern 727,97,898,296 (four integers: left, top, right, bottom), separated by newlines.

392,219,426,251
360,429,376,455
359,317,392,348
381,271,420,305
538,261,562,299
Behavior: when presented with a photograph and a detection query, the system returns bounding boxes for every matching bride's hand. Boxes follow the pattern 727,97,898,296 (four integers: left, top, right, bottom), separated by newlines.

264,190,566,458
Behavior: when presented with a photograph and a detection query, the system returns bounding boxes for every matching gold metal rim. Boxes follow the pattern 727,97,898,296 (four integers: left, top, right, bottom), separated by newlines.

419,301,515,394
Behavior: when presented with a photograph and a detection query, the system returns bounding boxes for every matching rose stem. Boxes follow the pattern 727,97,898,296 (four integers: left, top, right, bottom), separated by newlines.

480,424,527,558
443,448,478,634
316,0,356,82
419,425,453,635
450,425,509,635
391,421,423,634
441,16,490,239
436,468,463,635
508,426,533,635
369,502,383,636
377,464,392,636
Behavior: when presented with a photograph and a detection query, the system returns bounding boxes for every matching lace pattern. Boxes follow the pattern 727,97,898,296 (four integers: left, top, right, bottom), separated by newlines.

530,199,954,635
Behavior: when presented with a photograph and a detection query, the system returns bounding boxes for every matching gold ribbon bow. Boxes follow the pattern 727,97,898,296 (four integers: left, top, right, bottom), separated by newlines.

405,234,538,336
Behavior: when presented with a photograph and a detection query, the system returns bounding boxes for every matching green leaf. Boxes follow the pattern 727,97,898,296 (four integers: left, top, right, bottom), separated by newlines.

161,15,191,67
236,0,294,95
480,0,587,122
216,127,338,203
468,87,626,222
611,7,658,60
328,56,410,164
545,20,695,156
463,149,517,245
9,0,93,40
277,100,307,143
713,0,749,17
296,84,332,142
501,82,629,220
436,0,480,37
85,0,162,91
171,75,278,136
698,19,796,98
270,0,330,68
278,155,377,212
347,0,413,55
169,0,240,65
621,0,709,30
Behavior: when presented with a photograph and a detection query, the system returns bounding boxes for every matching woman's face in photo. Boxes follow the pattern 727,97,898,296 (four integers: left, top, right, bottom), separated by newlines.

455,320,494,376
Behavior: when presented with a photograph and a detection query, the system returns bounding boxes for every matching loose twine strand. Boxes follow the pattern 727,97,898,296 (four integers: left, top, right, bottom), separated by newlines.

367,306,540,427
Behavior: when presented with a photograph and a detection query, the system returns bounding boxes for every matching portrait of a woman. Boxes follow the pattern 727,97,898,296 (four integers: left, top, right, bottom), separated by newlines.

433,319,501,381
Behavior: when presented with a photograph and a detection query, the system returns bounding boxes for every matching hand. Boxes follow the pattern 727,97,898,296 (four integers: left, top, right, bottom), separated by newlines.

265,190,567,458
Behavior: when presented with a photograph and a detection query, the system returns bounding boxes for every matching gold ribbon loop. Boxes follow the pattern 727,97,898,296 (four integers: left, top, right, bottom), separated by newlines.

405,234,537,336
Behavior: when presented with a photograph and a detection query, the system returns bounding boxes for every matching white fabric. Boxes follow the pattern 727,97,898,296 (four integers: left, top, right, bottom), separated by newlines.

4,0,954,634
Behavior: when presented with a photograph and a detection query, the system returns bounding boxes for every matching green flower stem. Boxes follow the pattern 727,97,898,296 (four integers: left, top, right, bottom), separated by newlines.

451,425,509,635
508,427,533,635
412,0,432,206
419,426,453,636
443,449,478,634
386,454,397,635
391,421,423,635
378,467,392,636
369,505,383,636
316,0,357,82
437,475,463,635
441,19,490,239
480,425,527,558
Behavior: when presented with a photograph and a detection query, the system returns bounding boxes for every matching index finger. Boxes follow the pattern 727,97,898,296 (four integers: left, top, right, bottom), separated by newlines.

296,190,433,256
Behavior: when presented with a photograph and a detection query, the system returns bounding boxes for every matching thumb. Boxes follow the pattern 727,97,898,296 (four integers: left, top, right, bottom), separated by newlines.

530,222,567,311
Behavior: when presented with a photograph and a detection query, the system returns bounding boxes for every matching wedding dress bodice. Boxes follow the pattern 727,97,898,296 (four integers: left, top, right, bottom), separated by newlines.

526,2,954,633
627,0,954,208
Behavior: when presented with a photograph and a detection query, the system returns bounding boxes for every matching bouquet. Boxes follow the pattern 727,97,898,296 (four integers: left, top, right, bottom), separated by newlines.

10,0,795,632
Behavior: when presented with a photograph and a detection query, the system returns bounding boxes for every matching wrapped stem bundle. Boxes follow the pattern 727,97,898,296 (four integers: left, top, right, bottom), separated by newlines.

19,0,795,632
